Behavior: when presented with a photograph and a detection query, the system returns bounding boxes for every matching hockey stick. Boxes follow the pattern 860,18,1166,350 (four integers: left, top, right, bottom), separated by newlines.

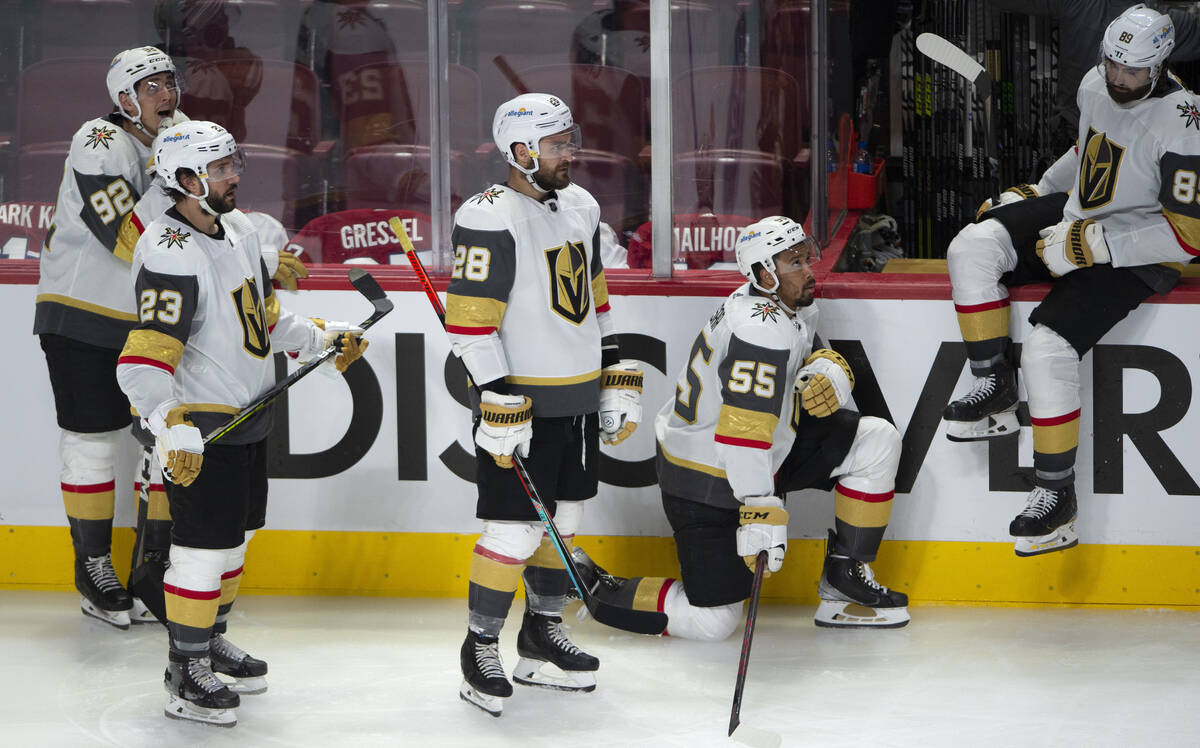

389,217,667,636
916,32,1000,203
127,446,167,626
493,55,530,95
203,269,393,444
727,551,780,748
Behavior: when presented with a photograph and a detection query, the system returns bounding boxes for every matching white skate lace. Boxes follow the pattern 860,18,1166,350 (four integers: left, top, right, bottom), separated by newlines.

210,634,247,664
855,561,887,593
546,620,584,656
956,374,997,405
474,640,506,679
1018,486,1057,520
84,554,124,593
188,657,228,694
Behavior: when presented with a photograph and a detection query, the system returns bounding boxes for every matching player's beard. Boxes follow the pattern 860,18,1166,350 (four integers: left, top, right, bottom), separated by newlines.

206,187,236,214
532,161,571,191
1106,79,1151,104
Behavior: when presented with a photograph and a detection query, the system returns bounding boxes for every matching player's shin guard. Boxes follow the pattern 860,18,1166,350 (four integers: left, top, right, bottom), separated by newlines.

61,429,131,627
1014,325,1080,556
818,418,909,628
209,532,267,695
163,545,237,726
129,449,170,625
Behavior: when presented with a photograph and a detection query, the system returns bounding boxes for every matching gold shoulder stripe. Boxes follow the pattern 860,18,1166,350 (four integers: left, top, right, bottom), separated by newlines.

114,213,139,263
716,404,779,446
265,292,280,328
592,271,610,310
1163,207,1200,255
120,329,184,370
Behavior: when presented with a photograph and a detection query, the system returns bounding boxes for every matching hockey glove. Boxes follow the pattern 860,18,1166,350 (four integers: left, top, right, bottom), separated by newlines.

975,184,1038,221
147,402,203,487
598,361,644,445
796,349,854,418
736,496,788,576
476,391,533,469
272,251,309,292
302,319,369,375
1035,219,1111,277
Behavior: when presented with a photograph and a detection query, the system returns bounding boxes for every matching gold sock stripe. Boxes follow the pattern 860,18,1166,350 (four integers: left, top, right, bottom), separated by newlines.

468,545,525,592
164,584,220,629
148,489,171,521
1031,409,1081,454
954,303,1010,343
633,577,671,612
834,485,894,528
527,535,573,570
62,481,115,521
219,567,243,606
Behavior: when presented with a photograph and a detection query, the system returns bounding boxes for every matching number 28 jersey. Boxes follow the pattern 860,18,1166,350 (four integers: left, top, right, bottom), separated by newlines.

655,284,815,509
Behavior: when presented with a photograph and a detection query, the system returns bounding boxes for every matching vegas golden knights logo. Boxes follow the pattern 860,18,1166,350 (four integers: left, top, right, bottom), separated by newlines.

1078,127,1125,210
544,240,590,325
231,278,270,358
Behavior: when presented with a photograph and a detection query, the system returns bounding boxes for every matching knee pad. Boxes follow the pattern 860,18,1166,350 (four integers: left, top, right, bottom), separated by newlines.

477,520,544,563
553,500,584,537
662,583,742,641
165,544,228,593
60,429,121,484
831,416,901,493
1021,324,1081,417
947,219,1018,306
224,531,255,574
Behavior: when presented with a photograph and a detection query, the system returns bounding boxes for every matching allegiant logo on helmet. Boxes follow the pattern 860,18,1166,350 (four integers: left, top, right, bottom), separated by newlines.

739,231,761,243
162,133,191,143
506,108,535,117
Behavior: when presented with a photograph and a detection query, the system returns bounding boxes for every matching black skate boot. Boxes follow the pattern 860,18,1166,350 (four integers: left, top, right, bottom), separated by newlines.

459,630,512,717
210,633,268,695
163,653,240,727
75,553,133,629
815,530,910,629
943,361,1019,441
513,611,599,692
1010,484,1078,557
565,547,626,603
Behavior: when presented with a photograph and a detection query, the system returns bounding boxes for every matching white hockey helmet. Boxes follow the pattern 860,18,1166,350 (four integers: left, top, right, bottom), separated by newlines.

492,93,580,178
107,46,179,128
155,120,243,210
735,215,817,296
1101,4,1174,80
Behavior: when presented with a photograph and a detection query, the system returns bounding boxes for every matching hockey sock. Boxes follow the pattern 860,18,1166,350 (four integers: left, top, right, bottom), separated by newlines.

831,416,901,561
1023,325,1081,489
954,302,1010,376
598,576,672,612
164,545,227,659
832,483,892,562
467,541,525,637
213,531,253,636
60,430,120,558
1031,410,1079,488
522,535,572,615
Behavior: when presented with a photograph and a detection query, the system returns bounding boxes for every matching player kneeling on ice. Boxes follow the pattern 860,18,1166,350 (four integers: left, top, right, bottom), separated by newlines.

116,121,368,728
571,216,910,637
942,4,1200,557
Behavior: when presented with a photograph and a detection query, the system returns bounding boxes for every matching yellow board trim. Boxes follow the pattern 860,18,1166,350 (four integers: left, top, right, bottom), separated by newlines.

35,293,137,322
5,526,1200,608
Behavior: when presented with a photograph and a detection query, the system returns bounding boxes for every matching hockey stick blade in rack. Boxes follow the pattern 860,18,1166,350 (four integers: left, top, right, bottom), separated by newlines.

727,551,780,748
916,31,1000,203
204,269,394,444
388,217,668,636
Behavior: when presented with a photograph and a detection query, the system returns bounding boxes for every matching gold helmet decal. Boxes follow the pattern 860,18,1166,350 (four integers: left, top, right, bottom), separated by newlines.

544,240,590,325
1078,127,1125,210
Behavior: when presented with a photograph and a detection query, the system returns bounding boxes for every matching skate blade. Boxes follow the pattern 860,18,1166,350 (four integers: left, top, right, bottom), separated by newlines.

814,600,910,629
80,598,131,630
512,657,597,692
730,722,783,748
129,598,159,625
1014,522,1079,557
215,673,268,695
164,694,237,727
459,681,505,717
945,410,1020,442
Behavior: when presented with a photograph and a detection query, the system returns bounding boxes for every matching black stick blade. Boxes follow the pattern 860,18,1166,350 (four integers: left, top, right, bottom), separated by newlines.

588,599,669,636
348,268,391,305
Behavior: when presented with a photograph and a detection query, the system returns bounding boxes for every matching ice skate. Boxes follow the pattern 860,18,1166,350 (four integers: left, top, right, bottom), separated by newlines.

210,634,268,695
75,553,132,630
459,630,512,717
815,531,910,629
129,597,158,624
513,611,598,692
163,654,239,727
1010,485,1078,557
566,546,626,602
943,363,1019,442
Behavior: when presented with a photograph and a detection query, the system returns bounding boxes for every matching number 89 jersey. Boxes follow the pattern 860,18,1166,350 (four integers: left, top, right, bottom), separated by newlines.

34,114,152,348
654,283,815,510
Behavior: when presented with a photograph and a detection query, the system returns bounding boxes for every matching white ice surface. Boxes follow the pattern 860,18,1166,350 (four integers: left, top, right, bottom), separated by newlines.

2,591,1198,747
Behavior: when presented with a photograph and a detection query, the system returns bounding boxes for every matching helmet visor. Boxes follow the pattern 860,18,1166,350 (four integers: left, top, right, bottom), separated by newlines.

535,125,582,159
205,149,245,182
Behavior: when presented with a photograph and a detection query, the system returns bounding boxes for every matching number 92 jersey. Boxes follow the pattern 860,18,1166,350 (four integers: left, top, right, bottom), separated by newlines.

34,115,152,348
654,283,815,509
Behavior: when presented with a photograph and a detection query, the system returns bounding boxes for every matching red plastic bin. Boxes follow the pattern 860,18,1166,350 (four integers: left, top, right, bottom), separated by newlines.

847,157,885,210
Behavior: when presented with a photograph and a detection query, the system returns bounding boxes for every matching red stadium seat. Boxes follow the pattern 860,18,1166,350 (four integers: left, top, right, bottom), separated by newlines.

17,143,71,203
181,58,321,152
626,212,756,270
344,144,476,215
674,65,806,160
35,0,147,60
237,144,322,232
514,64,645,162
673,149,786,221
568,150,645,236
17,58,115,149
287,207,432,264
339,60,481,153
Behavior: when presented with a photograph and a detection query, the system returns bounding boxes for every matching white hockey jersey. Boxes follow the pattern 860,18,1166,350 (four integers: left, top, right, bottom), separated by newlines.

445,183,616,417
1036,67,1200,266
116,208,317,444
655,284,816,509
34,115,153,348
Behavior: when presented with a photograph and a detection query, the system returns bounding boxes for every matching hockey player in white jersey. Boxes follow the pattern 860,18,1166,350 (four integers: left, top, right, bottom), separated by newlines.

448,93,641,717
115,121,367,727
33,45,186,629
571,216,910,638
943,4,1200,556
